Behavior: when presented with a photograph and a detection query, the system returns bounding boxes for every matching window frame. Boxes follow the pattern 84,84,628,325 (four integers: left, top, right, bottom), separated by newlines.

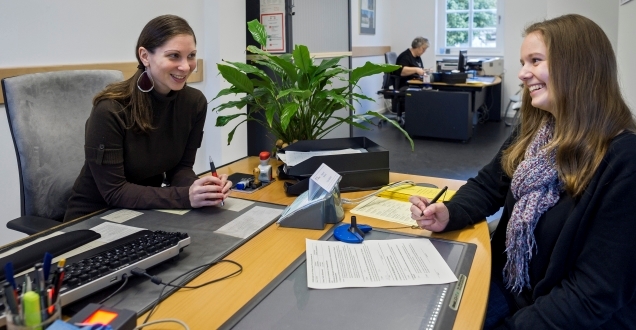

435,0,504,57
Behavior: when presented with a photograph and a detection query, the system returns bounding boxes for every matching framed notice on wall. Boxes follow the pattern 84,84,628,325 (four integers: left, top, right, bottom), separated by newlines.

360,0,376,35
260,0,286,53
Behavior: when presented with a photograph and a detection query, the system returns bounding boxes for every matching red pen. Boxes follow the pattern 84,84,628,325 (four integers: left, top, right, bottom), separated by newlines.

209,156,224,206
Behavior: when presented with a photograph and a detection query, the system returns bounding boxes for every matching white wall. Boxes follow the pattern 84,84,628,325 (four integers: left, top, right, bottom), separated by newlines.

351,0,437,116
351,0,394,115
0,0,246,245
617,1,636,113
501,0,547,110
500,0,621,119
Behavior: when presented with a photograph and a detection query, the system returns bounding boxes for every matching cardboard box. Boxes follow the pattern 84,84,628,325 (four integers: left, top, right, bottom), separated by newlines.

278,137,389,195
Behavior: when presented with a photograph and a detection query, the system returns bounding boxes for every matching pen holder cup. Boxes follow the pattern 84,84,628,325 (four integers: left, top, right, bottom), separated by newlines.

6,298,61,330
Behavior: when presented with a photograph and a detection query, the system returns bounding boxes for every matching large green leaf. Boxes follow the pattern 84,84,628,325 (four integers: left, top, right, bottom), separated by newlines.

215,113,245,127
351,92,374,102
246,45,272,56
314,57,344,76
293,45,312,73
267,55,299,82
278,88,312,100
210,86,241,103
217,64,254,94
224,60,269,80
251,57,289,80
247,20,267,47
265,103,279,127
212,99,248,112
366,111,415,151
225,119,248,145
280,103,300,131
350,62,400,84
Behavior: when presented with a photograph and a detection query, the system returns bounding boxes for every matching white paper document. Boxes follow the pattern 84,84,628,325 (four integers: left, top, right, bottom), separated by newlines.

101,209,143,223
351,196,416,226
306,238,457,289
89,222,146,243
154,209,191,215
284,148,363,167
215,206,282,239
222,198,255,212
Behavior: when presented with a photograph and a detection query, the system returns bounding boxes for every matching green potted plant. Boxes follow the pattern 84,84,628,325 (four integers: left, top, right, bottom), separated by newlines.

211,19,413,150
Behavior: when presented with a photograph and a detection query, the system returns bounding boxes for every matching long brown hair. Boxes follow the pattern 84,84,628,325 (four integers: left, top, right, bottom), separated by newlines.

93,15,196,133
502,14,635,197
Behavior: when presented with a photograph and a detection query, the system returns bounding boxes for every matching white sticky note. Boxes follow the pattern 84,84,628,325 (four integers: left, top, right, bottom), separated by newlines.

215,206,282,239
101,209,143,223
154,209,191,215
222,198,255,212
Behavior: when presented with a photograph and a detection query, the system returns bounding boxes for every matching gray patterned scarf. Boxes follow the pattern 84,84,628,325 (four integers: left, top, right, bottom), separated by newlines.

504,119,562,293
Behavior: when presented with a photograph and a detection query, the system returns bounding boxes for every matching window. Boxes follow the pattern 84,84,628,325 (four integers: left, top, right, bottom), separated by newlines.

437,0,503,56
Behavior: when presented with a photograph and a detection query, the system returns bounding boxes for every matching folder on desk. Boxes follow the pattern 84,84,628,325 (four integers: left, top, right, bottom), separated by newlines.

377,185,456,202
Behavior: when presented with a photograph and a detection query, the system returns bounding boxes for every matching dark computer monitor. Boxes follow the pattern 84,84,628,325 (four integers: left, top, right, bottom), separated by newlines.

458,50,467,73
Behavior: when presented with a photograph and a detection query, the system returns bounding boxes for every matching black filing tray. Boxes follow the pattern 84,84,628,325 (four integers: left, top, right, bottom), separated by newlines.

278,137,389,195
440,72,468,84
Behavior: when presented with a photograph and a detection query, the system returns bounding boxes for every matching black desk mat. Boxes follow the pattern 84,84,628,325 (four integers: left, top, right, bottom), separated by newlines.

221,229,476,330
60,199,286,316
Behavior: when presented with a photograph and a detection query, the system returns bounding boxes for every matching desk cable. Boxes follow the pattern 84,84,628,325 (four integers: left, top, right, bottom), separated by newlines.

98,273,129,304
133,259,243,324
341,180,417,205
134,318,189,330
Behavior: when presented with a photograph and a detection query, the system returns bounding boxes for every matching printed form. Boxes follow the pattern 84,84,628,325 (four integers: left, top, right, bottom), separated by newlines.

306,238,457,289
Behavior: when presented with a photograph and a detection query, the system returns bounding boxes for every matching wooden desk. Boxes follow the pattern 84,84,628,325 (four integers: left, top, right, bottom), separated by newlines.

139,157,491,329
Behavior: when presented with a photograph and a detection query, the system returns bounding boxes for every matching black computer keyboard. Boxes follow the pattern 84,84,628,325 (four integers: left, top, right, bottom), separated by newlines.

0,229,190,326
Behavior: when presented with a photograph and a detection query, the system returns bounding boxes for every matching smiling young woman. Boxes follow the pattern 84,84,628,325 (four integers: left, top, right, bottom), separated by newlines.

409,14,636,329
64,15,232,222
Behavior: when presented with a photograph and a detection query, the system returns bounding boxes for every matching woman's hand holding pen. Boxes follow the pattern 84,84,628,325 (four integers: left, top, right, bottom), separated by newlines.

409,195,450,232
189,175,232,208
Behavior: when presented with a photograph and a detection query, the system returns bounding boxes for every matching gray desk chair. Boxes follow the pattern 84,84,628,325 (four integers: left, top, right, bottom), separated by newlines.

504,86,523,127
2,70,124,235
377,51,405,126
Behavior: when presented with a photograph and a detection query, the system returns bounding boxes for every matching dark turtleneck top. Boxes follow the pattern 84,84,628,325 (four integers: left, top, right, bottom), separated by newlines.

64,86,207,221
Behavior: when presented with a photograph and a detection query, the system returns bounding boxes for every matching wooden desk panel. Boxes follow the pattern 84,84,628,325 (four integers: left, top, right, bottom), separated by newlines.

139,157,490,330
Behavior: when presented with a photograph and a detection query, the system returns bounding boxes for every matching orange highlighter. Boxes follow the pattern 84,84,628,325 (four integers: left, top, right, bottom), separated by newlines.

209,156,224,206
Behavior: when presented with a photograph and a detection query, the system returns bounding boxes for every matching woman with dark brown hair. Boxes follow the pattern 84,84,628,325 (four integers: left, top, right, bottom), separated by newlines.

410,14,636,329
65,15,231,221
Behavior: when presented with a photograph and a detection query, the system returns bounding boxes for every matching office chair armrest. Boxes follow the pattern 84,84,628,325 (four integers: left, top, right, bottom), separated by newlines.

7,216,62,235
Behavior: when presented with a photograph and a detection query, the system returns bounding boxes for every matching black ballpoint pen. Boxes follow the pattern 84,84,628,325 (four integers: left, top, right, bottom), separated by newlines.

421,186,448,216
209,156,224,206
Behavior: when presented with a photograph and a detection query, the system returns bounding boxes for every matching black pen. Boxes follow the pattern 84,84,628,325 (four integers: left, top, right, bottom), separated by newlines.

209,156,224,206
421,186,448,216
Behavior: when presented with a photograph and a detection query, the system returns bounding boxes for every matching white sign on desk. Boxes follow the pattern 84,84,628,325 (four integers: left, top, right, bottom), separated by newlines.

308,163,341,200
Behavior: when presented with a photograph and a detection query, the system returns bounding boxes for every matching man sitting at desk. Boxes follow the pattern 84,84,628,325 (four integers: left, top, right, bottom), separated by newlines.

391,37,429,122
393,36,429,88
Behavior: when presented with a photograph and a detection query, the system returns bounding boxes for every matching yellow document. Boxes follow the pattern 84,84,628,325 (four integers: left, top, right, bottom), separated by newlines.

351,196,415,226
378,185,456,202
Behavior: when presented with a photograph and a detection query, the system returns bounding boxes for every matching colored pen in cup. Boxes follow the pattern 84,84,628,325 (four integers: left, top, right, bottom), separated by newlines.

209,156,224,206
420,186,448,216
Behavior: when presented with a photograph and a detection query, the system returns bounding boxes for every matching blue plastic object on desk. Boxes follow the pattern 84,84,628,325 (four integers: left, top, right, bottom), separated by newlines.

334,216,372,243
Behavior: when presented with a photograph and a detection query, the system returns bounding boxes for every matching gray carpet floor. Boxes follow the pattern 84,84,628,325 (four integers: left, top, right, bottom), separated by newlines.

352,119,513,181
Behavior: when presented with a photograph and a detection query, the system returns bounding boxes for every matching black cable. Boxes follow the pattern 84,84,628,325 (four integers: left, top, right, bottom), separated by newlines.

98,273,129,304
141,260,243,324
